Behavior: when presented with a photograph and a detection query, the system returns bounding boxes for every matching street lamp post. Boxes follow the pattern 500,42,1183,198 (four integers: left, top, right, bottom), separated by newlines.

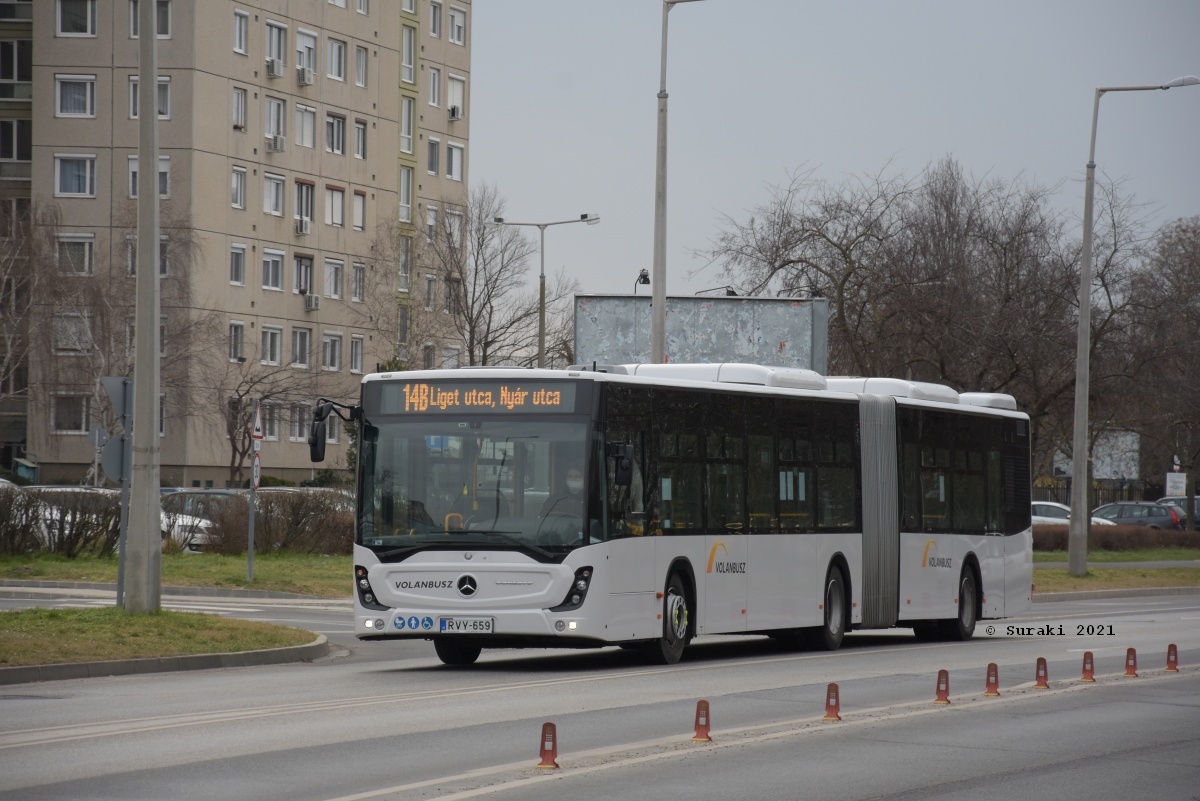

1067,75,1199,577
490,214,600,368
651,0,705,364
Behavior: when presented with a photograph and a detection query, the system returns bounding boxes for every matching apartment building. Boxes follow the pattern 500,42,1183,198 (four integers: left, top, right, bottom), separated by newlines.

13,0,470,487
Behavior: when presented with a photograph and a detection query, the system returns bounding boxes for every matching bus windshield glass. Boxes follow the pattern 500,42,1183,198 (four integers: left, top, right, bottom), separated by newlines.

358,416,597,559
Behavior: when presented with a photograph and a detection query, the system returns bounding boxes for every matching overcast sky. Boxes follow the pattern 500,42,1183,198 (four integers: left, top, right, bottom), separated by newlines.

469,0,1200,297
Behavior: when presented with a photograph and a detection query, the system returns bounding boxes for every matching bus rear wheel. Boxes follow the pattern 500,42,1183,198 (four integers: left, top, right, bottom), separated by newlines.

802,565,847,651
642,572,690,665
434,638,482,666
942,568,977,642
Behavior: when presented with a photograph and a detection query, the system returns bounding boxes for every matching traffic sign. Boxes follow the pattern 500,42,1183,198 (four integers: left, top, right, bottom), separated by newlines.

251,400,264,440
251,451,262,490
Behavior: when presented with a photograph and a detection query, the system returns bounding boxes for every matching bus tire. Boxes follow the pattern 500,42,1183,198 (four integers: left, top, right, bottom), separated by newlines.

803,564,847,651
943,567,978,642
434,638,482,666
642,572,690,665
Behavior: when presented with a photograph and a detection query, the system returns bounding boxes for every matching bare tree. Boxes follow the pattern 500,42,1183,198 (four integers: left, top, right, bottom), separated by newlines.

0,190,56,409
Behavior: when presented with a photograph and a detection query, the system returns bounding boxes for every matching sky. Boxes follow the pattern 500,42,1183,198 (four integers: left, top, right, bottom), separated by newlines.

468,0,1200,298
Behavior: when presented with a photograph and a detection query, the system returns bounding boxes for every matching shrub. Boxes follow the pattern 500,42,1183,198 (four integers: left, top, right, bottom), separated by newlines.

203,490,351,556
0,488,121,558
1033,524,1197,551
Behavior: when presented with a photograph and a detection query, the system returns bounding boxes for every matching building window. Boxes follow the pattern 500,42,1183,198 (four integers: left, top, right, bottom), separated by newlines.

295,104,316,148
357,0,369,15
261,326,282,365
325,114,345,154
130,0,171,38
424,273,435,310
293,255,313,294
444,277,460,315
289,403,310,442
355,46,368,87
0,119,30,165
402,0,415,11
56,234,94,275
448,6,465,45
265,22,287,64
55,74,95,117
397,236,411,291
325,258,343,299
354,120,367,159
0,39,31,103
231,167,246,208
233,10,248,54
352,192,365,231
52,394,90,433
129,155,170,198
57,0,96,36
265,97,285,137
447,143,463,182
428,67,440,106
53,313,92,353
430,1,442,37
295,182,314,221
230,244,246,285
291,327,311,367
350,335,364,373
55,155,96,197
322,333,343,370
400,97,414,153
228,321,244,361
329,0,346,7
296,30,316,71
448,75,465,117
324,186,344,227
422,344,435,369
264,173,285,215
126,235,169,276
129,76,171,119
232,87,247,129
427,137,439,175
425,206,437,242
441,346,460,369
262,403,280,441
397,305,410,345
399,166,412,222
446,210,463,248
401,26,414,83
352,262,365,302
327,38,346,81
326,418,339,444
262,250,284,291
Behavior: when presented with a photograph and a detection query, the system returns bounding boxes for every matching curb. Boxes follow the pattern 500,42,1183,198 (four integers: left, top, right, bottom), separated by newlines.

0,634,329,686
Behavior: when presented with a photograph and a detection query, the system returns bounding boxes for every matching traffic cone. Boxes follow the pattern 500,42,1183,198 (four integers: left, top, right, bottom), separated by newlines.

984,663,1001,697
1034,657,1050,689
1080,651,1096,683
823,683,842,721
537,722,559,769
934,669,951,704
692,700,712,742
1167,643,1180,673
1124,648,1138,677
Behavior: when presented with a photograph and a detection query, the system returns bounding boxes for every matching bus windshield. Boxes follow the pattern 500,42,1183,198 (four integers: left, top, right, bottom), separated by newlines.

358,417,598,559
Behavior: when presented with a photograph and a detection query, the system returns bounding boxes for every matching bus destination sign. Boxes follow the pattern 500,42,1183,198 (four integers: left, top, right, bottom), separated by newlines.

383,382,578,415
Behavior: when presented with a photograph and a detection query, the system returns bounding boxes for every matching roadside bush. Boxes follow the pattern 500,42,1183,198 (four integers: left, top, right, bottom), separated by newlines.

0,488,120,558
1033,524,1198,552
203,490,352,556
0,487,42,555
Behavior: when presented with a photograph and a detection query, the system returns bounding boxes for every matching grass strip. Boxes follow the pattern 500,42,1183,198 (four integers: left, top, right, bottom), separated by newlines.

0,607,315,667
1031,567,1200,593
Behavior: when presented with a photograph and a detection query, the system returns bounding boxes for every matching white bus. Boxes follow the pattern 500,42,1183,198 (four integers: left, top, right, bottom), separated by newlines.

309,363,1033,666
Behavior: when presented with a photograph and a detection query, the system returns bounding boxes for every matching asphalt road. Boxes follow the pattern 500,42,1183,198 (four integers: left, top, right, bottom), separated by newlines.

1,592,1198,800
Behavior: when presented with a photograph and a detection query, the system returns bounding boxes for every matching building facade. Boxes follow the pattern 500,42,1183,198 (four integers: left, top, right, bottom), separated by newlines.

12,0,470,487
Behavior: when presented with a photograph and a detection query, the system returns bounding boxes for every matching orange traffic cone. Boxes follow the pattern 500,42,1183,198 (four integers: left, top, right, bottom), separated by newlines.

984,663,1001,697
537,722,559,769
692,700,712,742
1080,651,1096,683
1034,657,1050,689
823,683,842,721
1124,648,1138,678
934,669,951,704
1166,643,1180,673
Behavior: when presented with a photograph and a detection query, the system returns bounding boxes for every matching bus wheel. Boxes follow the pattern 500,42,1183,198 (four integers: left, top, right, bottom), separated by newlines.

943,568,978,642
804,565,847,651
642,573,690,665
434,638,482,666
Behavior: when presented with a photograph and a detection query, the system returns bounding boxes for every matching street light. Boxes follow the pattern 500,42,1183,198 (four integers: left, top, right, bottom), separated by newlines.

651,0,705,364
490,213,600,368
634,268,650,293
1067,74,1199,577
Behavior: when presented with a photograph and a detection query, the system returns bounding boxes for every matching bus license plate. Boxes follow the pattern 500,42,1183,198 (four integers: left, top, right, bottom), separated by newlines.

440,617,493,633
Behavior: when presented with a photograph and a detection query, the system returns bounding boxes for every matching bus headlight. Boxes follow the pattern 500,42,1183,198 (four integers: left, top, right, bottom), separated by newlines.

551,566,593,612
354,565,387,611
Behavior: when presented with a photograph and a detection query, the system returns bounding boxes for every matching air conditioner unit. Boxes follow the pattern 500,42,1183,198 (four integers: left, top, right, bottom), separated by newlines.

266,134,286,153
298,66,315,86
266,58,286,78
304,294,321,312
295,217,311,236
448,105,462,120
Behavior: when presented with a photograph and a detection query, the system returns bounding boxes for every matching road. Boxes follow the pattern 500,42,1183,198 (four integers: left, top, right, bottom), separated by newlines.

1,594,1198,800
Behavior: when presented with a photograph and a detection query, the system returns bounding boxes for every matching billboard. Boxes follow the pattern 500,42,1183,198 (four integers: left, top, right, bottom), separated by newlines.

573,295,828,372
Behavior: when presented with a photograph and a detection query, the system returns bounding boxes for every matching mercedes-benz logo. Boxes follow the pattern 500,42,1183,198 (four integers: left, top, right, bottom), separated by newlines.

457,575,478,597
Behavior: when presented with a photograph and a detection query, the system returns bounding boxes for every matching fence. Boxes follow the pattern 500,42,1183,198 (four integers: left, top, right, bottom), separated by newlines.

1032,478,1162,508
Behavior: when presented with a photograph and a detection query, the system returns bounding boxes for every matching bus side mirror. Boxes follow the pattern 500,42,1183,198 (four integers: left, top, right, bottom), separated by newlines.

308,403,330,463
606,443,633,487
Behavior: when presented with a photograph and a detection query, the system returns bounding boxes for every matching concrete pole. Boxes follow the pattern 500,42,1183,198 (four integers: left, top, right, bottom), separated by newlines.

649,1,671,364
125,0,162,612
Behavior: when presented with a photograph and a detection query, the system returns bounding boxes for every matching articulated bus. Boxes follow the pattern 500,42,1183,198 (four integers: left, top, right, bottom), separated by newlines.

309,363,1032,666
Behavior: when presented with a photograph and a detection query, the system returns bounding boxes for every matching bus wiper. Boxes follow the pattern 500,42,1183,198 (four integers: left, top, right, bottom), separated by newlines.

466,530,556,559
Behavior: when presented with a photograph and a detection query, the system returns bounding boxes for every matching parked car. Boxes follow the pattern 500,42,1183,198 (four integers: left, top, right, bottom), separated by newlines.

1091,501,1183,529
1031,501,1115,527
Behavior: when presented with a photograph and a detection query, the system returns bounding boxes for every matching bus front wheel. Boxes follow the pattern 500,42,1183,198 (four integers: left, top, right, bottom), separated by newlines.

942,568,978,642
803,565,847,651
434,638,482,666
642,572,690,665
